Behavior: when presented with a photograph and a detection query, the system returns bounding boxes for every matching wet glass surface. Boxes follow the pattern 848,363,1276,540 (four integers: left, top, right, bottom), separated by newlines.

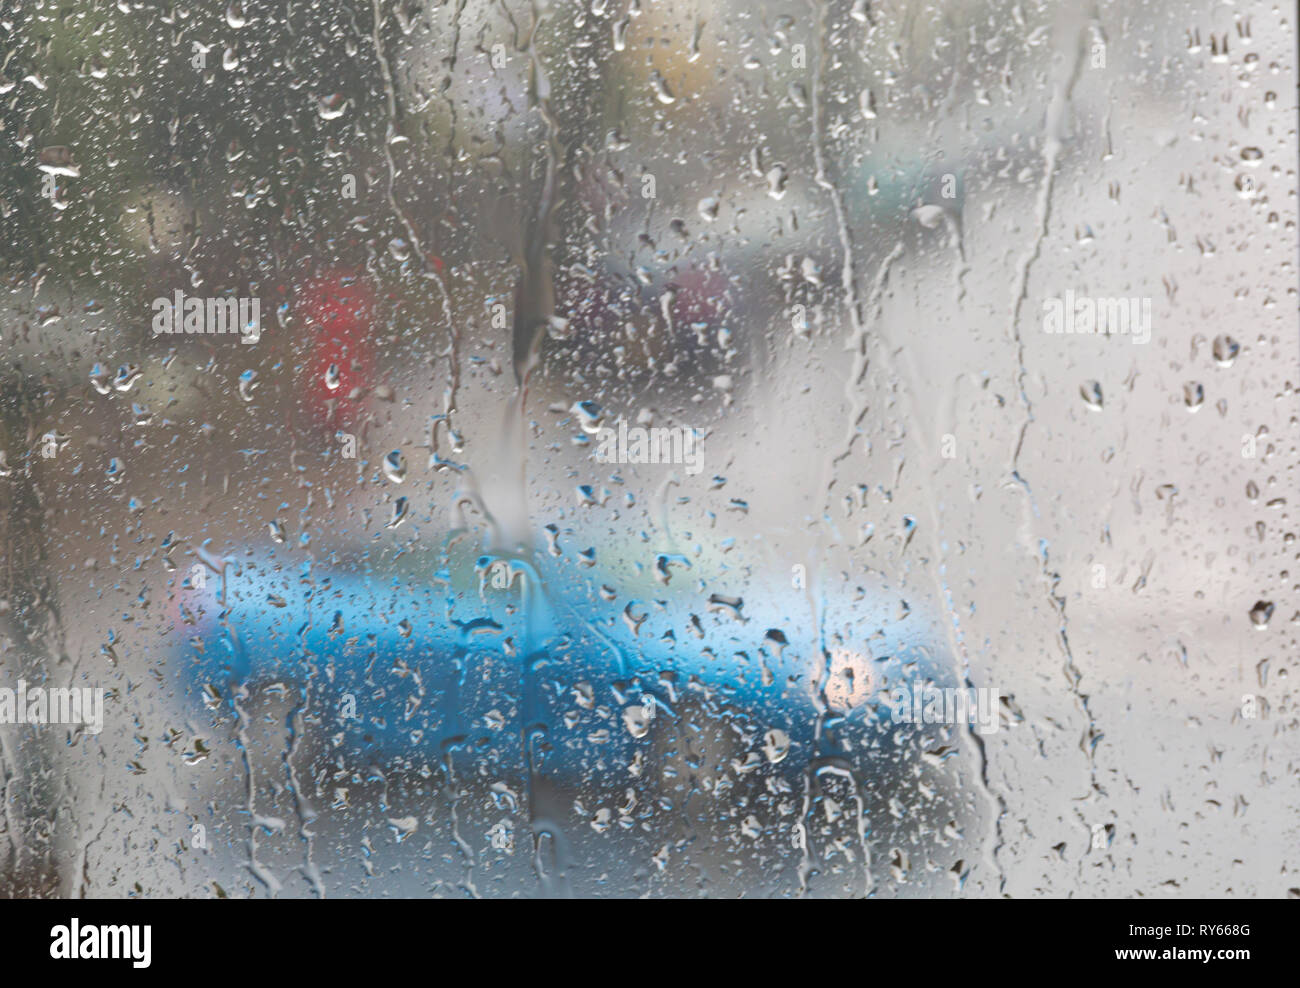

0,0,1296,897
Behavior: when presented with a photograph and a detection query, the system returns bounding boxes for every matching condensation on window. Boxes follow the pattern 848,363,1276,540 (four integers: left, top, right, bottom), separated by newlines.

0,0,1295,898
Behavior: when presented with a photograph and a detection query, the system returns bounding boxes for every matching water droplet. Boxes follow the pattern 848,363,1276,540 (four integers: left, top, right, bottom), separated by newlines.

650,71,676,104
765,165,788,200
1248,600,1274,629
38,146,79,177
113,364,142,392
763,729,790,764
383,449,407,484
317,93,348,120
912,204,945,229
570,400,605,434
1080,380,1103,410
623,704,652,739
1212,334,1239,366
707,593,746,621
547,315,572,341
386,496,409,529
